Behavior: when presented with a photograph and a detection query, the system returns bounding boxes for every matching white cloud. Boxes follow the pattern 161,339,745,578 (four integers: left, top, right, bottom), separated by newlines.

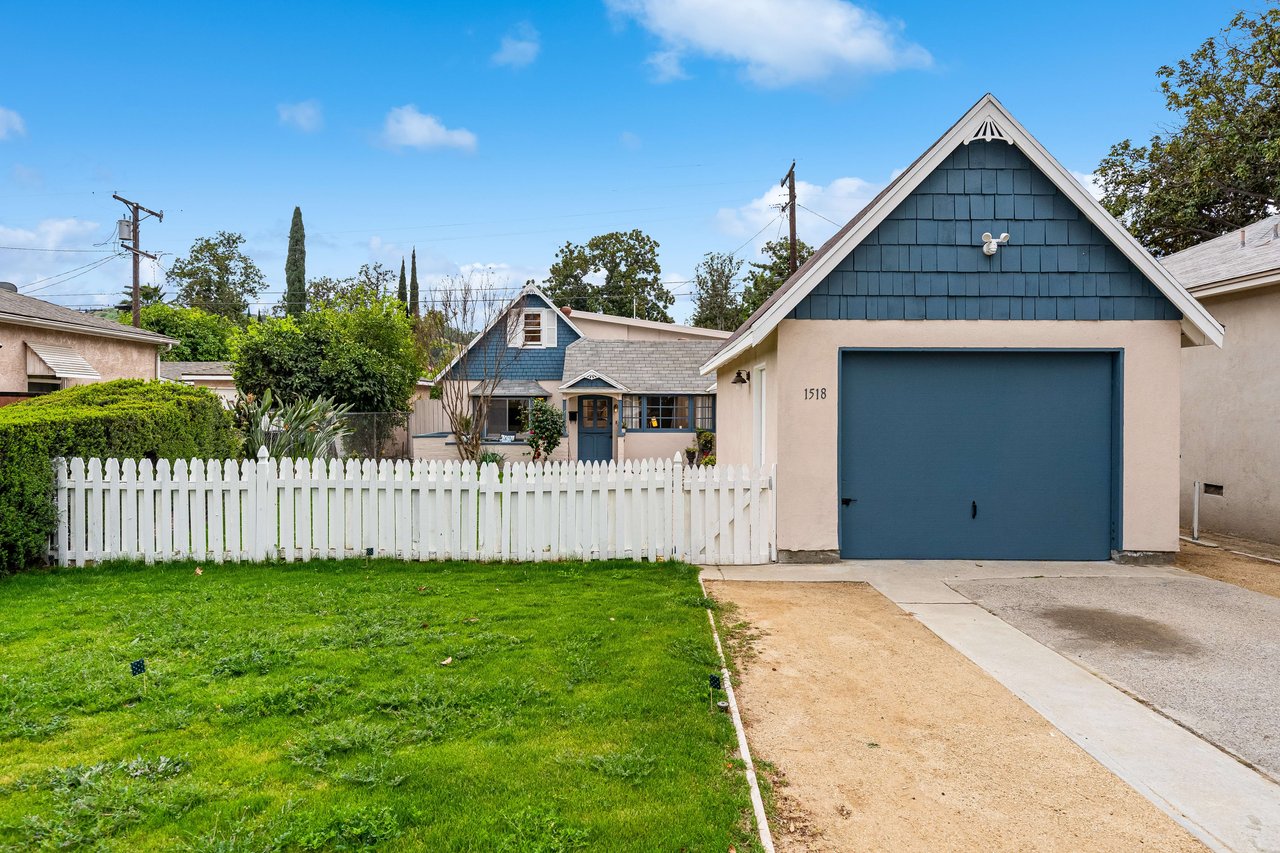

492,23,541,68
607,0,930,86
0,106,26,139
381,105,477,152
1071,169,1104,201
716,175,879,254
645,49,687,82
0,218,132,304
277,100,323,132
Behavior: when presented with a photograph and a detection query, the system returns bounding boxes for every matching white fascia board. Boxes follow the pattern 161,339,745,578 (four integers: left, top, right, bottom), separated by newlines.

3,313,177,347
558,369,629,392
1188,268,1280,300
700,93,1223,375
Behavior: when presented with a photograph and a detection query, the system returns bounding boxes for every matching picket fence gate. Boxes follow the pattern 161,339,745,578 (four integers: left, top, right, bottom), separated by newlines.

51,449,775,567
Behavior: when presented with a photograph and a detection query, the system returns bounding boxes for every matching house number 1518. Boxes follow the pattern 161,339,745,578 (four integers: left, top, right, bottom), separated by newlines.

804,387,827,400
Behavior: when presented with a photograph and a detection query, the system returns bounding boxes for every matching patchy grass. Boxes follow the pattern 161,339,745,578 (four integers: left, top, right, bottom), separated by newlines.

0,559,759,851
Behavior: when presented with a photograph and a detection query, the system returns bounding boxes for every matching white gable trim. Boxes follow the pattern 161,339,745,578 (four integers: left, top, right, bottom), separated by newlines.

701,94,1224,375
431,283,585,383
558,369,630,393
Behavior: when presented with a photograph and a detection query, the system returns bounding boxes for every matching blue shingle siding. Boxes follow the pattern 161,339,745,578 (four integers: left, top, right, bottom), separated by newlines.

790,141,1180,322
444,294,580,381
567,377,615,388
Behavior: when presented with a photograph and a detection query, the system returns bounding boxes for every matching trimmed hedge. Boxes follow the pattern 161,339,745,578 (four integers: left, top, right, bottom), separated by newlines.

0,380,237,574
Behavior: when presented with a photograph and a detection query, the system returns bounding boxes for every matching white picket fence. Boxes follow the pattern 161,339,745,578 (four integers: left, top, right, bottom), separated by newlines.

51,449,775,567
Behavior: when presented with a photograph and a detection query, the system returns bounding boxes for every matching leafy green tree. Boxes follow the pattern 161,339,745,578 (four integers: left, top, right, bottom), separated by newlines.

741,237,815,318
409,248,420,318
232,291,422,419
690,251,744,331
285,206,306,316
1097,9,1280,255
167,231,266,320
126,303,239,362
543,229,673,322
397,258,408,309
114,283,166,314
306,263,396,308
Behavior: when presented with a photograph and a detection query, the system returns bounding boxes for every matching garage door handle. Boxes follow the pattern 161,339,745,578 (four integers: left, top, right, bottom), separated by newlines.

971,500,977,519
842,498,855,506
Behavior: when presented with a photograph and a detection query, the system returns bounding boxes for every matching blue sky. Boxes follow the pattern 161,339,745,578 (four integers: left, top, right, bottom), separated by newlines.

0,0,1242,322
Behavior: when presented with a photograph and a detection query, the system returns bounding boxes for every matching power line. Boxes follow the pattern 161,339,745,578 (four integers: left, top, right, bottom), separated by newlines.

0,245,117,253
796,203,842,228
22,254,126,295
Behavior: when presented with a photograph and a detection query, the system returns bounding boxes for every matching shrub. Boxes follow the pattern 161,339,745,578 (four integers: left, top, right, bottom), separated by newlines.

126,303,239,362
696,430,715,460
0,380,237,574
522,398,565,462
478,450,507,467
232,389,352,459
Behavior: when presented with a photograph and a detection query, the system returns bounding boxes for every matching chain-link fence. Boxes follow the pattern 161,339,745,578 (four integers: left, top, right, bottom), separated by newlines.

335,412,410,460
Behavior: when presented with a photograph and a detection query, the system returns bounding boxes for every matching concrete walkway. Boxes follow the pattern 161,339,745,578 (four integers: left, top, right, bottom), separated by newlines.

703,561,1280,853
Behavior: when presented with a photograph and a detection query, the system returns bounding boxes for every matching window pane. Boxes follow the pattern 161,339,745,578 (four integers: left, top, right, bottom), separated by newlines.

523,311,541,346
620,396,640,429
694,396,715,430
672,396,690,430
480,398,528,436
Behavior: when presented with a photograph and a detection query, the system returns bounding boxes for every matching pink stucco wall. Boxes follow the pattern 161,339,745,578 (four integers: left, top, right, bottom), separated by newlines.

717,320,1183,555
1,321,160,393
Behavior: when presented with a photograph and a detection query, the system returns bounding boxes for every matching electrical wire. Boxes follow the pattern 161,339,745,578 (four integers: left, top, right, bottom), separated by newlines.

0,245,117,253
796,203,843,228
19,253,126,294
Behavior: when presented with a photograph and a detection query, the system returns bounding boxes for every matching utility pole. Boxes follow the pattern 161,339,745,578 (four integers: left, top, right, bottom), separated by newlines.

780,161,797,275
113,194,163,328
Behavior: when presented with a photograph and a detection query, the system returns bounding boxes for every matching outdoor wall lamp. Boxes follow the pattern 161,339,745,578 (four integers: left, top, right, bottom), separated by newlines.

732,370,750,385
981,232,1010,256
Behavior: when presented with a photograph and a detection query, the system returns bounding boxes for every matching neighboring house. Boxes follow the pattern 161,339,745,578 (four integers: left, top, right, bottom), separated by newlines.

701,94,1223,563
1162,214,1280,544
0,284,175,406
416,285,728,462
158,361,237,404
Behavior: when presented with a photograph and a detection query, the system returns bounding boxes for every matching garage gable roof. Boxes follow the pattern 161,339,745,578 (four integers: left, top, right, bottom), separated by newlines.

701,94,1224,376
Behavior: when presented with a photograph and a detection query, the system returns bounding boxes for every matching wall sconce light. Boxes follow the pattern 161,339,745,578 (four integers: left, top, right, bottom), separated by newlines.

731,370,750,385
981,232,1010,256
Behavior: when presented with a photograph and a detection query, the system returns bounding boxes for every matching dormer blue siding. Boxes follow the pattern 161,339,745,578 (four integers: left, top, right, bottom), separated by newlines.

444,294,580,382
790,141,1180,322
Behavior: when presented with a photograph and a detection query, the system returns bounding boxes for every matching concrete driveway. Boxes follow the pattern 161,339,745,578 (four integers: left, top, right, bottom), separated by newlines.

705,559,1280,853
953,573,1280,781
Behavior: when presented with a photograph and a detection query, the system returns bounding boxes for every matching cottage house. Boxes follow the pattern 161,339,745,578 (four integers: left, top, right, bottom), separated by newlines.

702,95,1223,563
417,285,727,462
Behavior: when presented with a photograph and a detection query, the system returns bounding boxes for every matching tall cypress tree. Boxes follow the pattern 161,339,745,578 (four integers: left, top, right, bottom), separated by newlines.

409,247,420,318
397,258,408,309
284,206,306,316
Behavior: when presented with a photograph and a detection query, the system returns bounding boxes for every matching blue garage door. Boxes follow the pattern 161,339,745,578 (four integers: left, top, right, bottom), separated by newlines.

839,351,1117,560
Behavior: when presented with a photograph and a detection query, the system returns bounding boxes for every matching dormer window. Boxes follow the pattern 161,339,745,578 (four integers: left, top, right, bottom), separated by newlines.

506,306,557,349
523,310,542,346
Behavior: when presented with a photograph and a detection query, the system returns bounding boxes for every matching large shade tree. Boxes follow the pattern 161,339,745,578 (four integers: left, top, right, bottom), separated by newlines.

690,251,744,331
543,229,674,322
1097,8,1280,255
167,231,266,320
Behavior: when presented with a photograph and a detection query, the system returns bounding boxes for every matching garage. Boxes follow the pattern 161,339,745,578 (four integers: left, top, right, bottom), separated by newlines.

838,350,1118,560
703,95,1224,562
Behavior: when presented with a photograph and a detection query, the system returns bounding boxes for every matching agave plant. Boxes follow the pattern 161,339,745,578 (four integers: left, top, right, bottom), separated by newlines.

234,389,353,459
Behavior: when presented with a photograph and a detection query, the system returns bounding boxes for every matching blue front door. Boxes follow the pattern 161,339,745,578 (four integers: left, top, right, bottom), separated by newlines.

577,396,613,462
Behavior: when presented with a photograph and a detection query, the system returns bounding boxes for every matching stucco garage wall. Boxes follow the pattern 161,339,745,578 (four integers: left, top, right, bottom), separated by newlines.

769,319,1182,555
713,336,778,471
1180,288,1280,542
0,321,159,392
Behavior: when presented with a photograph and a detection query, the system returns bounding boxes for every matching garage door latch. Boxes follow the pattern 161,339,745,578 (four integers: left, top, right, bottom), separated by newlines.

971,500,978,519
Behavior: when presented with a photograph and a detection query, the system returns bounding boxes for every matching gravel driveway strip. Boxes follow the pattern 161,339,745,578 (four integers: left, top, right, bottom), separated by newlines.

952,574,1280,781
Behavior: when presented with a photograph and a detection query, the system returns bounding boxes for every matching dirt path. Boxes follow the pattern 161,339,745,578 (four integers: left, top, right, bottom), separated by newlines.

707,581,1205,853
1178,533,1280,599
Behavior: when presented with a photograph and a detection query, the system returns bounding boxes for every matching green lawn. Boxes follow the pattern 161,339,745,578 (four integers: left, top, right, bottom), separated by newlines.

0,559,758,852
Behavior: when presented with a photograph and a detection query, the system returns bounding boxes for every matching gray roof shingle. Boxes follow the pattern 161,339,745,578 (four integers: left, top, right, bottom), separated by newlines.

1160,214,1280,289
0,289,176,345
562,339,722,394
